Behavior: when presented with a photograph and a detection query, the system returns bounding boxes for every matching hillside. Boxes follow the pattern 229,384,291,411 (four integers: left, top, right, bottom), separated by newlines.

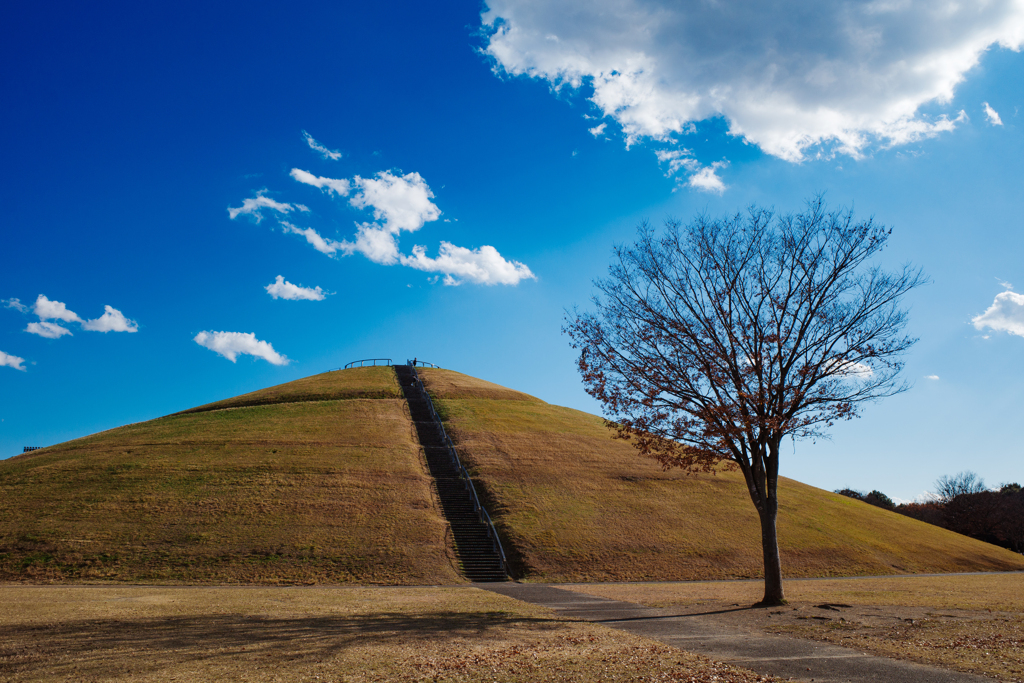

1,364,1021,585
419,368,1024,582
0,367,460,584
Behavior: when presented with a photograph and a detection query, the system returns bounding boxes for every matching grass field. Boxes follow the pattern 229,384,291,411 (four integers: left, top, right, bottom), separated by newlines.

567,573,1024,682
179,365,403,413
0,367,460,584
3,364,1021,586
420,368,1024,582
0,585,778,682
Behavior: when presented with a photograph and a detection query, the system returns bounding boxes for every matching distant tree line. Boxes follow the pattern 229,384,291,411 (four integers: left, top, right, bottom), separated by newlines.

836,471,1024,554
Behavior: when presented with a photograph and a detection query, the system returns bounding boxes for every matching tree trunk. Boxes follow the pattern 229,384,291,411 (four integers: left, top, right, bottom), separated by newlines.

757,439,785,606
757,506,785,605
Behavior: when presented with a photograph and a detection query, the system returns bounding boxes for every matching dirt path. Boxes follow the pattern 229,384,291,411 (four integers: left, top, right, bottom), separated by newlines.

482,583,997,682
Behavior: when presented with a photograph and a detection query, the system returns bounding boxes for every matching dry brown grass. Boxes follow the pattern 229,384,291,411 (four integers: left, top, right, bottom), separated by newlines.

565,572,1024,610
179,366,402,413
566,574,1024,682
419,368,1024,583
418,368,541,403
5,364,1021,588
0,369,459,585
0,585,780,682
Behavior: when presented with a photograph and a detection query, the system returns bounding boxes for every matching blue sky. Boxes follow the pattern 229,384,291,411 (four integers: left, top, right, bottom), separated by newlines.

1,0,1022,502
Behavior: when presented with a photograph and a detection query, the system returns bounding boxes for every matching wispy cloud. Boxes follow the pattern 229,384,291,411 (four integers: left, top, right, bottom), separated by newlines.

655,150,727,193
193,331,289,365
401,242,536,285
265,275,327,301
81,306,139,333
824,358,874,379
3,298,28,313
924,375,940,380
302,130,342,160
26,321,72,339
228,192,306,222
290,168,351,196
973,290,1024,338
983,102,1004,126
281,221,345,256
33,295,82,323
589,122,607,137
0,350,26,371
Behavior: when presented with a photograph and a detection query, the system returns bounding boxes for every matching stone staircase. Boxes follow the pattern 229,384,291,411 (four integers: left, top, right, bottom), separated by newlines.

395,364,508,582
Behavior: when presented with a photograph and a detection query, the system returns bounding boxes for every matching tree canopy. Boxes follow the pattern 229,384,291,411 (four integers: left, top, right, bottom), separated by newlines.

566,196,925,604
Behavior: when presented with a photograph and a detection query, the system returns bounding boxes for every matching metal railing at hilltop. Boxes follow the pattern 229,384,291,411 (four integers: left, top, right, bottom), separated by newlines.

342,358,392,369
406,359,440,368
407,362,509,578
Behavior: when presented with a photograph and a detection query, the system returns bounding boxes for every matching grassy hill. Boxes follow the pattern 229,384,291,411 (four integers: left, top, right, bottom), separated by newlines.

419,368,1024,582
1,365,1021,585
0,367,461,584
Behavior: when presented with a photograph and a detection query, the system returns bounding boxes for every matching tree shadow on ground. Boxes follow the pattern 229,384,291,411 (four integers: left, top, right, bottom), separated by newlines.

0,610,565,679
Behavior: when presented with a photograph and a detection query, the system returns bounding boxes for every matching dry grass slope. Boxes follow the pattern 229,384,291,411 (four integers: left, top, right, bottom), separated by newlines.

419,368,1024,583
0,367,461,585
179,365,403,413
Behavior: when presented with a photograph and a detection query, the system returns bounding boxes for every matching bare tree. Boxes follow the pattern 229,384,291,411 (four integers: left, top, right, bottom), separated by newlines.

934,471,988,503
565,197,925,605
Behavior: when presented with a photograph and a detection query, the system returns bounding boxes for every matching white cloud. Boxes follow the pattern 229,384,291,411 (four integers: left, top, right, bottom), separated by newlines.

281,221,345,256
302,130,342,160
655,149,697,176
983,102,1004,126
687,162,727,194
349,171,441,234
824,358,874,379
925,374,940,380
654,149,727,192
339,224,401,265
290,168,351,196
81,306,138,333
26,321,72,339
193,331,289,365
265,275,327,301
400,242,537,285
482,0,1023,161
0,350,26,371
228,192,304,222
589,122,607,137
3,298,28,313
33,295,82,323
244,163,533,286
972,290,1024,337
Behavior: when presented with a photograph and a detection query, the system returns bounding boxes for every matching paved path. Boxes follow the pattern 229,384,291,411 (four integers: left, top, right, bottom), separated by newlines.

481,583,993,683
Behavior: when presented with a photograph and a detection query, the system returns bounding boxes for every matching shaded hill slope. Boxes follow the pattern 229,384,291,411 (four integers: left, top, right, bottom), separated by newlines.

0,367,460,584
419,368,1024,582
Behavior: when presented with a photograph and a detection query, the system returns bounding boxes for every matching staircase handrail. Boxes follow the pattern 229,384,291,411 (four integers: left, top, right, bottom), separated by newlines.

406,359,440,368
343,358,393,369
408,365,509,577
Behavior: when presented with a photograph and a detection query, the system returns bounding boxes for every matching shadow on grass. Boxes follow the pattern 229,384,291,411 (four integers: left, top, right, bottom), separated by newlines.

0,610,565,678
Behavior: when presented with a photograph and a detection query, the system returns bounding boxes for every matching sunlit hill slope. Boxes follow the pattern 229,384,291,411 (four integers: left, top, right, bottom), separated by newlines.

1,366,1021,584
